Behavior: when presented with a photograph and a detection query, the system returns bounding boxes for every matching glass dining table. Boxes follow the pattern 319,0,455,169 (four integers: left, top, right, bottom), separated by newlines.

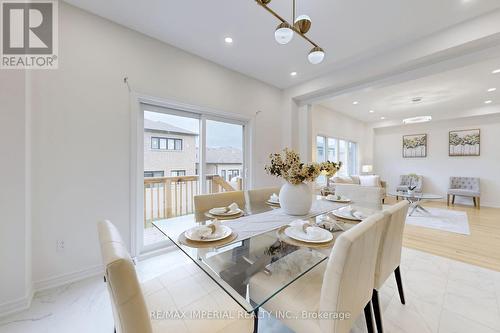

152,197,379,332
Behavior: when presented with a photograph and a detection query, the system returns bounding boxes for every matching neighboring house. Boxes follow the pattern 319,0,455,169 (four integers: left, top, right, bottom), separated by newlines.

144,119,243,180
204,147,243,182
143,119,198,177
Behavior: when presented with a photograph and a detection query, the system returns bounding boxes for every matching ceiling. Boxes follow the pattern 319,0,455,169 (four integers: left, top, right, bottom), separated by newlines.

64,0,500,89
319,57,500,123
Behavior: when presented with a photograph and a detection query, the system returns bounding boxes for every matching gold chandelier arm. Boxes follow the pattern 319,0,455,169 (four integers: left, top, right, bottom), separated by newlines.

255,0,320,48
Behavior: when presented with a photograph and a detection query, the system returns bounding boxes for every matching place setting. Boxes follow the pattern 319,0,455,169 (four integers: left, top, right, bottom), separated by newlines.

277,219,335,248
330,205,371,221
266,192,280,207
178,219,238,248
324,193,351,203
204,202,244,220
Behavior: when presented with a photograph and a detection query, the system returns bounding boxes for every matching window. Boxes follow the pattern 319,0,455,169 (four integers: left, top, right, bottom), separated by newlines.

151,137,183,151
151,138,160,149
227,169,240,181
144,170,164,178
316,135,358,180
221,170,226,180
171,170,186,177
316,136,326,162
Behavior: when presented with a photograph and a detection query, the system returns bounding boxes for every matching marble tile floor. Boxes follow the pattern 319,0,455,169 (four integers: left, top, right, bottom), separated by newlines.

1,247,500,333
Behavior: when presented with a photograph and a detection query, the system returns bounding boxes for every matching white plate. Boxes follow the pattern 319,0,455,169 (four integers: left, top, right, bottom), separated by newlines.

331,206,366,221
325,196,351,203
284,226,333,243
208,208,243,216
185,225,232,242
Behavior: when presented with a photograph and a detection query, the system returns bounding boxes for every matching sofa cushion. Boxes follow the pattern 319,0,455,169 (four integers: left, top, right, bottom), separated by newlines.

350,175,361,184
332,176,354,184
359,175,381,187
448,188,480,197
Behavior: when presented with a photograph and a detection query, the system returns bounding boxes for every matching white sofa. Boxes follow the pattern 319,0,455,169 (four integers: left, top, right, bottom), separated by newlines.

331,175,387,203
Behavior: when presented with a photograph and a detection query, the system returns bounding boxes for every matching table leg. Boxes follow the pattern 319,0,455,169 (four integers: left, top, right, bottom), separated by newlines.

416,204,430,214
253,308,259,333
408,204,418,216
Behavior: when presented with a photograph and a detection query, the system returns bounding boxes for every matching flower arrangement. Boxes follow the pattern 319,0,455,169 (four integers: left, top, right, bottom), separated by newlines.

265,148,342,185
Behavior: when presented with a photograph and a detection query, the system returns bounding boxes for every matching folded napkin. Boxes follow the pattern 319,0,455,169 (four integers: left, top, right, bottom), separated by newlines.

210,202,239,215
326,194,344,201
188,220,223,240
288,219,326,241
269,193,280,202
350,209,366,219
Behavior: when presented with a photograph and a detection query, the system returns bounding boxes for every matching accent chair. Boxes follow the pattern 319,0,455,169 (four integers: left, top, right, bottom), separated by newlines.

447,177,480,208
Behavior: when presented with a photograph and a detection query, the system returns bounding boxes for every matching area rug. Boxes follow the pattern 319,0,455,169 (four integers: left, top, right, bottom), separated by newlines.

406,207,470,235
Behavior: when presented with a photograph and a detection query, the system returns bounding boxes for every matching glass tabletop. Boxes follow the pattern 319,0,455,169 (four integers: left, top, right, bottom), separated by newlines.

388,191,443,199
153,198,379,313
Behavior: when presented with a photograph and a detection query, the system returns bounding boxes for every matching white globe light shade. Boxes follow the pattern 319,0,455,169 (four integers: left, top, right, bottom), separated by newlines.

275,22,294,45
308,47,325,64
294,14,311,23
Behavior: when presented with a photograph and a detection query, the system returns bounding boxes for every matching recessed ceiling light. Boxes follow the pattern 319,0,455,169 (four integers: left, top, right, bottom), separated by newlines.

488,88,497,92
380,116,386,120
484,100,493,104
224,37,233,44
492,69,500,74
352,101,359,105
290,71,297,77
369,110,374,113
403,116,432,124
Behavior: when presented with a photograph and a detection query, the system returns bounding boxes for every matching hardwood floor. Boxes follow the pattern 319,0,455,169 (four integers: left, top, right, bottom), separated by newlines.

386,197,500,272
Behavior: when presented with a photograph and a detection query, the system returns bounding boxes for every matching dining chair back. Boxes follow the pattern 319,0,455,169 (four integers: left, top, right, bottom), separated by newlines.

375,201,409,289
335,183,383,209
194,191,246,221
319,212,387,333
371,201,409,333
97,220,152,333
247,187,281,209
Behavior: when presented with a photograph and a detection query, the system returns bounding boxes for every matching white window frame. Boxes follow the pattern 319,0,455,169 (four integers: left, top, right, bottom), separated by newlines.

316,134,359,178
130,93,253,256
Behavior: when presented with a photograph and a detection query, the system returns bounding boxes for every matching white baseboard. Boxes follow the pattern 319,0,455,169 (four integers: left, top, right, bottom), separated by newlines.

0,287,34,319
0,265,103,318
33,264,103,293
0,246,178,318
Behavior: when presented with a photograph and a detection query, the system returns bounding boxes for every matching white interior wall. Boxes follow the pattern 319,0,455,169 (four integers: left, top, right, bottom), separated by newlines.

374,113,500,207
27,3,284,289
311,104,371,171
0,71,31,313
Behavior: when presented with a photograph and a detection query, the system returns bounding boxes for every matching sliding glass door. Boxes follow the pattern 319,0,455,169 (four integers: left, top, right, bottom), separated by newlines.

205,119,244,193
140,103,247,251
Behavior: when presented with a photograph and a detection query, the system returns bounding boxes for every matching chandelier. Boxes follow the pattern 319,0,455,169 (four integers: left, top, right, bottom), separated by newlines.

255,0,325,64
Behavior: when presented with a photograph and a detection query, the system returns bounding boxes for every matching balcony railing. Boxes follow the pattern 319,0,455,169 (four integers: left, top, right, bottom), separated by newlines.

143,174,242,226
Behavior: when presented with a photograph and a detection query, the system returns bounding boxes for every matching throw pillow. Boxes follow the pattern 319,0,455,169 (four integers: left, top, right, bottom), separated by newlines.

359,175,381,187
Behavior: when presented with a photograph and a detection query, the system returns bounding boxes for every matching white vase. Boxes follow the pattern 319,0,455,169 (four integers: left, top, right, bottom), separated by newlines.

279,182,312,216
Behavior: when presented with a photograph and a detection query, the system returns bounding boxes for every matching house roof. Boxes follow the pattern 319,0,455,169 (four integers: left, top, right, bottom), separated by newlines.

144,119,197,136
206,147,243,164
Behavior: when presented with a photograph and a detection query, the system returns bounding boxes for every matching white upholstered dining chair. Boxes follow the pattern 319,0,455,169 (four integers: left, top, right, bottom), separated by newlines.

371,201,410,333
193,191,246,221
334,183,384,209
97,220,253,333
249,212,388,333
247,187,281,203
